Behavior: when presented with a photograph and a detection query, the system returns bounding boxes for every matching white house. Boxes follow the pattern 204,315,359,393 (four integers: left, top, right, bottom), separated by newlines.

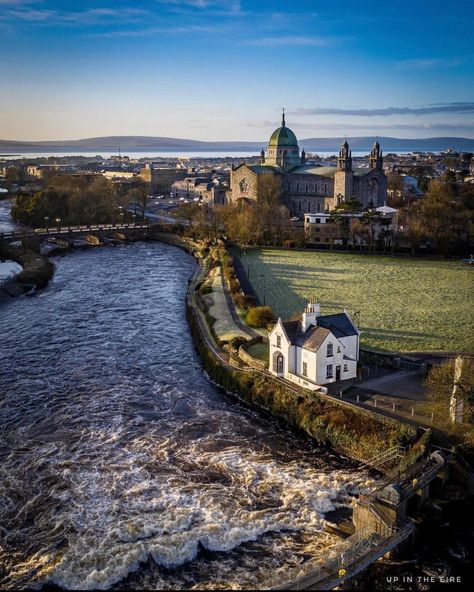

268,299,360,390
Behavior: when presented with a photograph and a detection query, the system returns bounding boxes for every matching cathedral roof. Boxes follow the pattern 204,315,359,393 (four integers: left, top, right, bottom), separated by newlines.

268,109,298,147
247,165,282,174
290,165,337,177
269,125,299,147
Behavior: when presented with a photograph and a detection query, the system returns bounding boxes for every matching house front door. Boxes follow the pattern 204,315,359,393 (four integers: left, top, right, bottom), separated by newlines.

336,366,341,381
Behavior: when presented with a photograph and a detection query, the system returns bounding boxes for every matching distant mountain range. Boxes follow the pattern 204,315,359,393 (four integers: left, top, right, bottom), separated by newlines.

1,135,474,153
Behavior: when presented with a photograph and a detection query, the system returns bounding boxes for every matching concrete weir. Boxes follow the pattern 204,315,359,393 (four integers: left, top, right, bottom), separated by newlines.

266,445,469,591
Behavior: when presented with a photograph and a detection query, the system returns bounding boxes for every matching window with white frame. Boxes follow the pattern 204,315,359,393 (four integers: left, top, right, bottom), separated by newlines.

337,346,341,354
326,365,333,379
327,343,333,357
276,334,281,348
302,362,308,377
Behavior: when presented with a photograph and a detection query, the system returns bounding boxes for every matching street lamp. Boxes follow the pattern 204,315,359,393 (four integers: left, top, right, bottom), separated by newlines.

55,218,61,233
259,274,266,306
132,213,137,227
44,216,49,232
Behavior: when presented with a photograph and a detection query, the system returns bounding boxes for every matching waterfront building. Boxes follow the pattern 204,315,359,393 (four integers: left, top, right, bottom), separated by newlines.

231,111,387,216
268,298,360,388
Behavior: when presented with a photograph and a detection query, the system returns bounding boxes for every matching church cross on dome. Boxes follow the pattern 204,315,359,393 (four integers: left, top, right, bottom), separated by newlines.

282,107,286,127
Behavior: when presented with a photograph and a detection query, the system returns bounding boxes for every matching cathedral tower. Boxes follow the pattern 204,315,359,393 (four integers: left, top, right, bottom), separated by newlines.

369,141,383,170
334,139,354,202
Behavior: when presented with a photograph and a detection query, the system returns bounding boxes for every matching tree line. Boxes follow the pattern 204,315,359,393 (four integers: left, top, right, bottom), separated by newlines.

10,175,149,227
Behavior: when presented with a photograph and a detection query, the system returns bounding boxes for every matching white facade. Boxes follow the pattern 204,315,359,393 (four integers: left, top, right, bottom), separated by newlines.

268,301,360,389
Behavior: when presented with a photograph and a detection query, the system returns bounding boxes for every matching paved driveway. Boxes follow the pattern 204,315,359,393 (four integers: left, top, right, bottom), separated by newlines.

356,370,426,400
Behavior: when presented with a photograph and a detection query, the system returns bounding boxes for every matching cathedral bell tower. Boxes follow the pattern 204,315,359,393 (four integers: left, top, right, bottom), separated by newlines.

369,141,383,170
334,139,354,202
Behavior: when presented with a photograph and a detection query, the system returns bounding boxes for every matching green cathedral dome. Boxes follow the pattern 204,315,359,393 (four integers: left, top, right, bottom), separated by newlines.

268,110,298,147
268,124,298,147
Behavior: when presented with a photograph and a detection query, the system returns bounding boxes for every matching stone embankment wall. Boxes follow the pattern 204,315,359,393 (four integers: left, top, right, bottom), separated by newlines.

186,290,419,463
238,337,267,371
0,245,54,298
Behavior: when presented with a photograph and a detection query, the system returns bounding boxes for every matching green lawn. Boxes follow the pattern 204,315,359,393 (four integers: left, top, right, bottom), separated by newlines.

246,341,269,362
240,249,474,353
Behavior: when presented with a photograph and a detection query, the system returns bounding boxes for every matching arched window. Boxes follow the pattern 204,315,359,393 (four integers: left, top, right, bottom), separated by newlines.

273,352,284,374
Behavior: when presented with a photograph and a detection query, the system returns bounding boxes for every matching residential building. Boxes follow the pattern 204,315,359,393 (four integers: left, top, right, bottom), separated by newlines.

268,299,360,389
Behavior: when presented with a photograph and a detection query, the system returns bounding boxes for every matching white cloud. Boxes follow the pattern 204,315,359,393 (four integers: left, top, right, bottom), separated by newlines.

247,35,334,47
395,57,465,69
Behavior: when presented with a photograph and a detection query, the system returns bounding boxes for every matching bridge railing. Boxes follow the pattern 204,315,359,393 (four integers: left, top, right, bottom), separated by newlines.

0,223,151,241
262,521,414,590
356,444,405,472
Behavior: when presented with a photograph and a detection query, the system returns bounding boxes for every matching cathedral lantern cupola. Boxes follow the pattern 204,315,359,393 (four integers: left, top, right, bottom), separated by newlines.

265,108,301,170
369,140,383,170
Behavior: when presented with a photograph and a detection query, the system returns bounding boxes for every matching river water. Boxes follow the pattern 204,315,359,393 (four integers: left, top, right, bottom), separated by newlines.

0,238,372,590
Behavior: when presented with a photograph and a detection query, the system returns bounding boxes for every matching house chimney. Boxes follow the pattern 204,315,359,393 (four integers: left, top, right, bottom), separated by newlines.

302,296,320,331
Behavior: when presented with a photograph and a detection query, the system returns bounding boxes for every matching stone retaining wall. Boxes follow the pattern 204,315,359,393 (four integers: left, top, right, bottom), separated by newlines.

238,336,267,371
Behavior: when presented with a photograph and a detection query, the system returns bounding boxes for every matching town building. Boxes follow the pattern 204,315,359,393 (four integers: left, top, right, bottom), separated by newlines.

27,164,77,179
231,111,387,215
304,205,398,248
268,298,360,389
171,177,228,205
139,163,188,194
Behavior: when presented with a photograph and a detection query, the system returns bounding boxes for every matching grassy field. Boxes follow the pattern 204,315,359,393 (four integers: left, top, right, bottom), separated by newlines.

240,249,474,353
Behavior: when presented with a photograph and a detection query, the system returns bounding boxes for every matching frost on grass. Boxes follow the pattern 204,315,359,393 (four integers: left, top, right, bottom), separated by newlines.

241,250,474,353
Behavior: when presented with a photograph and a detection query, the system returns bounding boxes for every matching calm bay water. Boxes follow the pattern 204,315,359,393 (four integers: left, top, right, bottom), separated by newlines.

0,150,413,160
0,241,372,590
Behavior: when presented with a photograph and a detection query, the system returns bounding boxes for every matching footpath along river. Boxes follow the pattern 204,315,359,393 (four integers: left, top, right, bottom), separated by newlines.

0,222,373,589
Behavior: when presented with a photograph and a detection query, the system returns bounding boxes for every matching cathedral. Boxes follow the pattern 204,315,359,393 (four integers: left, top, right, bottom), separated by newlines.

230,111,387,215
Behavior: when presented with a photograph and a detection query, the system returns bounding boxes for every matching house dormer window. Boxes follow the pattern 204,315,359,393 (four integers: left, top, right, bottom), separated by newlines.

276,335,281,348
327,343,333,357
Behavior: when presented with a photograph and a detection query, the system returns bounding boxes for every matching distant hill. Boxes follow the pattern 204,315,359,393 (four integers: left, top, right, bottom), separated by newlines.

1,135,473,153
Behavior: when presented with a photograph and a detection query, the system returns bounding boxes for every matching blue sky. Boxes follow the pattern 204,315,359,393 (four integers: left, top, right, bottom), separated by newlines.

0,0,473,141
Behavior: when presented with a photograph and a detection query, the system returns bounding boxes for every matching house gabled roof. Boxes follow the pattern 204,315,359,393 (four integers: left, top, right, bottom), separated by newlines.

317,313,359,338
281,320,331,353
281,311,358,351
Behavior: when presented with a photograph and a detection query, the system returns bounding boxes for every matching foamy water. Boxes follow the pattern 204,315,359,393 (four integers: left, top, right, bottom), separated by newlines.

0,242,372,590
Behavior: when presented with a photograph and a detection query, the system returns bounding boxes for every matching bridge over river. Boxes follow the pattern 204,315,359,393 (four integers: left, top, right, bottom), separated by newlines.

0,222,151,242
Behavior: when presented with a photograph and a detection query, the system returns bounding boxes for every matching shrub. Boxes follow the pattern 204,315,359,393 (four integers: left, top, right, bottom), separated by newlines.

200,283,213,295
233,293,256,311
223,265,236,281
230,336,247,351
246,306,276,328
229,278,240,294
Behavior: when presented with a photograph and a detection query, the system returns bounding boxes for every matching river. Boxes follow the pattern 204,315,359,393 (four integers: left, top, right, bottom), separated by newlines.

0,238,372,590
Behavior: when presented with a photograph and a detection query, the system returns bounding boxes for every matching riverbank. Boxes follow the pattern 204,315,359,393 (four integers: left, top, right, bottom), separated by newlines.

185,249,420,463
0,244,54,298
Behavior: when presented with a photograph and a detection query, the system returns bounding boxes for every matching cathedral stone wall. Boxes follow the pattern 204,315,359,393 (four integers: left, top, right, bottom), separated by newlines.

230,165,259,201
229,117,388,215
